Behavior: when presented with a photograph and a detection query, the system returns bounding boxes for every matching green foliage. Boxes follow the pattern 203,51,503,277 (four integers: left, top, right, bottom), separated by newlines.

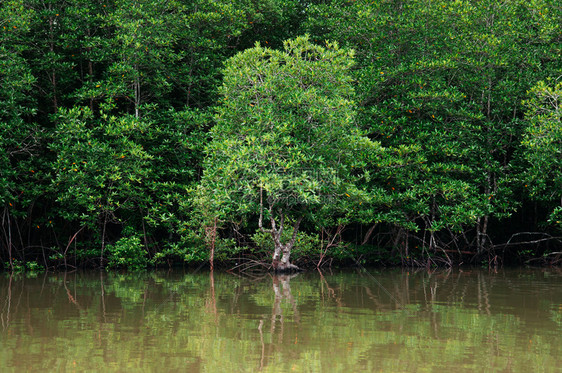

0,1,37,200
1,0,562,268
522,80,562,230
50,106,153,226
548,207,562,230
197,35,373,251
106,231,148,270
3,259,45,273
306,0,562,253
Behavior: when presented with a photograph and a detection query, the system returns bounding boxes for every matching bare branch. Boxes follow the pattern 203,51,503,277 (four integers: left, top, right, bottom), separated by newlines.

492,232,562,248
258,187,271,233
288,216,304,248
278,210,284,238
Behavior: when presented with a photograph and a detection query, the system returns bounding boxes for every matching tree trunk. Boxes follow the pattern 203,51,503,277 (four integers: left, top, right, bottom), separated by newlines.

270,216,303,273
272,242,300,272
258,190,303,272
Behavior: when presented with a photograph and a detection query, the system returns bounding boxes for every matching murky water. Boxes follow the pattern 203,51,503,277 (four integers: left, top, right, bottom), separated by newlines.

1,268,561,372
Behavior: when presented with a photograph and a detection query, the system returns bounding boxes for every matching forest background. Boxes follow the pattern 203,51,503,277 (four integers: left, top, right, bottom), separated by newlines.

1,0,561,271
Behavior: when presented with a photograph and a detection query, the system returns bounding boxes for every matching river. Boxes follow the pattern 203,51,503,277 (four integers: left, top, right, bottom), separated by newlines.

1,268,561,372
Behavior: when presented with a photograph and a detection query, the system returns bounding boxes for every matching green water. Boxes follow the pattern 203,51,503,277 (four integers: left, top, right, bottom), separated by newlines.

1,268,561,372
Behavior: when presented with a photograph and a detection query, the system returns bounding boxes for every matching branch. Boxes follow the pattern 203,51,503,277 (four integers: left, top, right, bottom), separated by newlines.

258,187,270,233
278,210,284,238
361,223,377,246
288,216,304,248
270,214,282,247
64,226,86,258
492,232,562,248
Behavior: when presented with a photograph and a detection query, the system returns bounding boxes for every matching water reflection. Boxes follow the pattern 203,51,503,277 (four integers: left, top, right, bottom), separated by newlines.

0,268,561,372
0,274,13,331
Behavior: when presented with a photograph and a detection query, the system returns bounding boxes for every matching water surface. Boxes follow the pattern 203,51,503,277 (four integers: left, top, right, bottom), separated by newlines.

1,268,561,372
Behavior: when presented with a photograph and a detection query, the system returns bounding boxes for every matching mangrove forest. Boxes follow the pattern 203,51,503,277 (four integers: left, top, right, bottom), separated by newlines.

1,0,562,271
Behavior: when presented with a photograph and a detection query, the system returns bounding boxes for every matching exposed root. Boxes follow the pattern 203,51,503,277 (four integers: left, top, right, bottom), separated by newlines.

272,260,302,273
228,258,271,274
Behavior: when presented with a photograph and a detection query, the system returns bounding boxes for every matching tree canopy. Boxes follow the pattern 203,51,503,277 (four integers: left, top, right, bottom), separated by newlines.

197,36,376,270
1,0,562,271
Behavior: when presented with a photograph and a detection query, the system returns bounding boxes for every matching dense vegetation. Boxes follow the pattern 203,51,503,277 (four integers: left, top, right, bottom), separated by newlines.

1,0,561,271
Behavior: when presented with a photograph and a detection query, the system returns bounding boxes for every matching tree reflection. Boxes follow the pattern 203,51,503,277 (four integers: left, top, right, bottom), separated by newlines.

256,273,301,371
271,273,300,330
0,269,561,372
206,270,218,323
0,273,13,330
